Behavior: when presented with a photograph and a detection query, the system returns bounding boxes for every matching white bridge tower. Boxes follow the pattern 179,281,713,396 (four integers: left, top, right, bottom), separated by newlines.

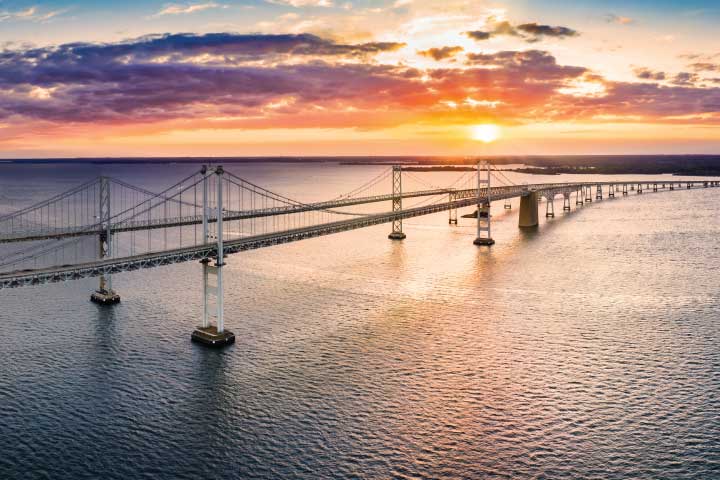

191,165,236,347
473,161,495,246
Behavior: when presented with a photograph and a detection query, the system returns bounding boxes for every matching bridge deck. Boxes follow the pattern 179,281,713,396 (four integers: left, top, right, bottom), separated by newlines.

1,179,715,289
0,180,697,243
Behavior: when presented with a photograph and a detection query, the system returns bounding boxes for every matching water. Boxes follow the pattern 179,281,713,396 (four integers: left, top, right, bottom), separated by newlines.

1,163,719,479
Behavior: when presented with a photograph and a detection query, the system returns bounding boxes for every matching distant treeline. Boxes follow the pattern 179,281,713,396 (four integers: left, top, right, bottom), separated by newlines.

4,155,720,175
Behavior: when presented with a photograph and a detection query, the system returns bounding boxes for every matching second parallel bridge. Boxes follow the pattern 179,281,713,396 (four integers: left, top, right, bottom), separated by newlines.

0,180,698,243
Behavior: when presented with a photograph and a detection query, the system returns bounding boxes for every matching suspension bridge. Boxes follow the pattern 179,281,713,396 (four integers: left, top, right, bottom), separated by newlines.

1,163,717,346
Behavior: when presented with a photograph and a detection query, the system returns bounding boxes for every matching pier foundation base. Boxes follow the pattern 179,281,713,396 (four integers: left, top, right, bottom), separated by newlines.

90,289,121,305
473,237,495,246
388,232,407,240
191,326,236,348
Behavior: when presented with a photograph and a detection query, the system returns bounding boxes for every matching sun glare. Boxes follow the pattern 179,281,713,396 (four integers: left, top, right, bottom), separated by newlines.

472,124,501,143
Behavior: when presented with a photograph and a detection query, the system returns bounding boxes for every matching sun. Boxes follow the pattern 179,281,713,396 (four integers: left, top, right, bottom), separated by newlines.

472,124,501,143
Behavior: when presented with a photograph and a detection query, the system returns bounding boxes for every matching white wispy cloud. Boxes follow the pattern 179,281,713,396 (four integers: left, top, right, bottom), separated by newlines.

0,6,67,23
605,13,635,25
266,0,334,8
155,2,225,16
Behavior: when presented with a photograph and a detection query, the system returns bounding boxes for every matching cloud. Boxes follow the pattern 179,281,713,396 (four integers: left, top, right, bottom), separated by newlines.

9,33,405,64
671,72,700,86
634,67,666,81
466,49,586,80
266,0,334,7
605,14,634,25
689,62,719,72
465,30,491,41
515,23,579,42
0,5,66,22
0,32,718,134
417,46,463,61
156,3,224,16
465,20,578,43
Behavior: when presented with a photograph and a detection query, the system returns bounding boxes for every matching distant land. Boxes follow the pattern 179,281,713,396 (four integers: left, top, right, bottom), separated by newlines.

3,155,720,176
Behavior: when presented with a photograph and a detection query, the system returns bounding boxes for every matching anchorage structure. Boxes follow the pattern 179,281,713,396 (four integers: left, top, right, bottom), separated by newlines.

474,161,494,246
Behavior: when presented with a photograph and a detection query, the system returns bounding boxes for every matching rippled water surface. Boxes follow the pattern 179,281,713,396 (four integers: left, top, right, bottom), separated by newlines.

1,163,719,479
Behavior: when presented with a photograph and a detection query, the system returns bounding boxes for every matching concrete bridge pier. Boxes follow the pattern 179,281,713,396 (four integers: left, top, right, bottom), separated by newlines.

670,184,675,190
608,185,615,198
653,183,658,192
585,186,593,203
519,191,539,228
576,187,584,205
546,195,555,218
563,193,571,211
637,184,643,194
91,176,120,305
596,184,603,200
622,184,628,195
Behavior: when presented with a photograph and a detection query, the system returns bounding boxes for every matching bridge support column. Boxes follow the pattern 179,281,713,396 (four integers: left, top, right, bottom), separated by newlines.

637,184,643,194
585,186,592,203
192,166,235,348
504,198,512,210
576,187,584,205
388,165,406,240
670,184,674,190
596,184,603,200
519,191,539,228
653,183,658,192
608,185,615,198
448,192,458,225
474,161,494,246
622,184,628,195
91,176,120,305
545,195,555,218
563,193,571,211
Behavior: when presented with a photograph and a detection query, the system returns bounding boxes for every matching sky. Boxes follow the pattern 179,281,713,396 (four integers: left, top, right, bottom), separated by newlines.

0,0,719,157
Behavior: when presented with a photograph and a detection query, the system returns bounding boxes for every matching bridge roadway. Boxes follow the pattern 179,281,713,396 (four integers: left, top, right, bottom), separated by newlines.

0,179,712,289
0,180,701,243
